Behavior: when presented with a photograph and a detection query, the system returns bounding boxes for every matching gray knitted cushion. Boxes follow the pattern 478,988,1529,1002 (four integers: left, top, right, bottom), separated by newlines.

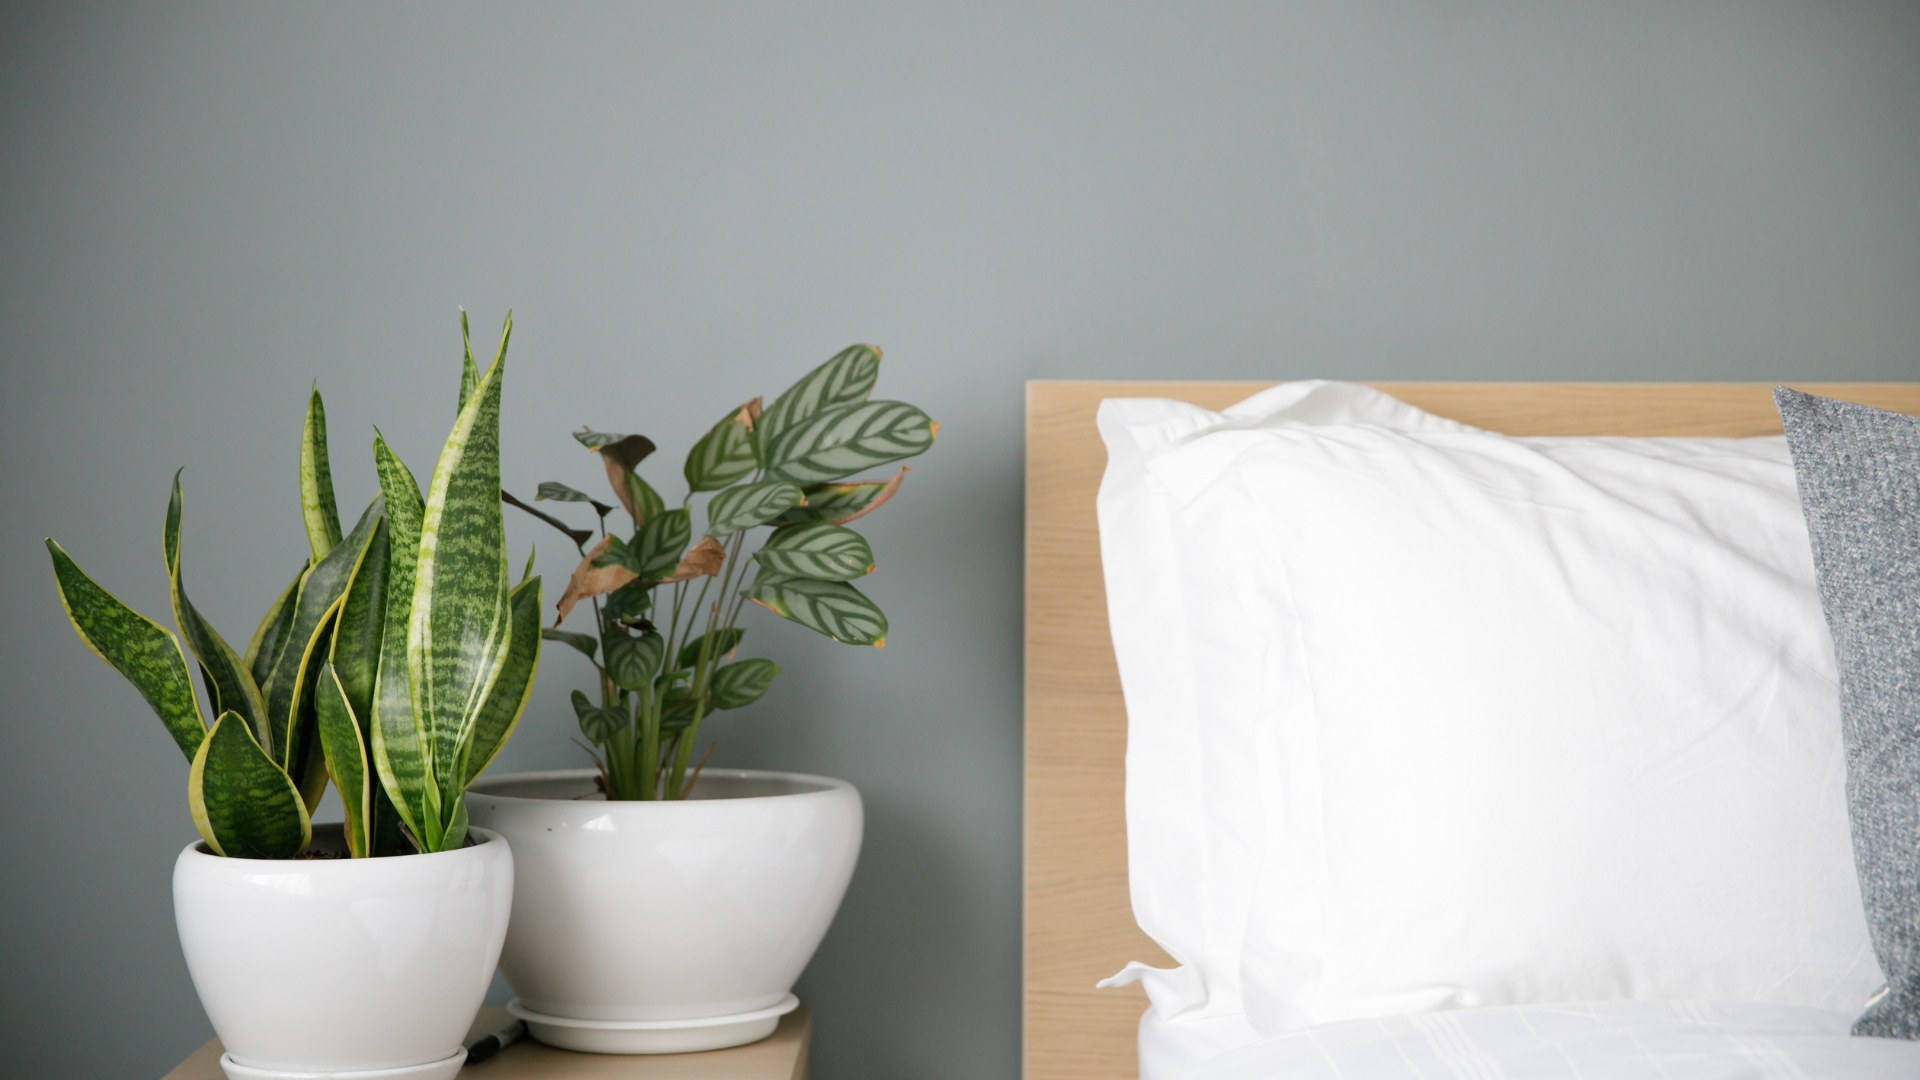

1775,387,1920,1040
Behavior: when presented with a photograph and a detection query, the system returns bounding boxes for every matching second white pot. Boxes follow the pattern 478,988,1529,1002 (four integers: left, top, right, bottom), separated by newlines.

466,768,861,1052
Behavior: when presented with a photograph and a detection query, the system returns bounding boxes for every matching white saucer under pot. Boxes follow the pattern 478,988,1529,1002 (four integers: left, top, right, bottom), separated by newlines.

173,824,514,1080
466,769,862,1054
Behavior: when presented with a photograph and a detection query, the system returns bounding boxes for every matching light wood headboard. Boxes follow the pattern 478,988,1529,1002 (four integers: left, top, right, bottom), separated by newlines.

1023,381,1920,1080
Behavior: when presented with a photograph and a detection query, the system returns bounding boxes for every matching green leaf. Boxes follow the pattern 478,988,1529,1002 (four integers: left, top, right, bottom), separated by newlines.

574,430,653,455
764,400,935,485
541,628,598,660
502,489,594,546
370,434,436,848
537,481,606,510
773,467,909,526
461,575,543,787
328,517,389,734
677,627,743,671
627,471,666,524
259,500,381,771
660,687,703,732
634,508,692,580
756,522,874,580
408,313,514,843
315,663,370,858
604,628,664,691
188,711,310,859
749,573,889,646
165,473,270,750
756,345,882,461
458,309,480,414
244,562,306,690
710,658,779,709
685,405,759,493
48,539,206,761
706,480,804,537
572,691,628,744
602,581,653,623
301,386,344,562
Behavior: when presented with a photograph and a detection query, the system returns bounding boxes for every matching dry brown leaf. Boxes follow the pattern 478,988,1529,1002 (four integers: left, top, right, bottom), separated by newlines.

553,536,637,625
661,536,726,583
599,453,640,522
734,397,764,431
835,466,911,525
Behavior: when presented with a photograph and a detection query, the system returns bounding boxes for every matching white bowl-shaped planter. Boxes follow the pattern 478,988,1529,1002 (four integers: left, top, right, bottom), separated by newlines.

465,768,862,1053
173,824,513,1080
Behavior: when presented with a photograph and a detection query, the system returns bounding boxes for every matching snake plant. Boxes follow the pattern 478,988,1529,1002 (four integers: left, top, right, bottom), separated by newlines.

49,313,541,858
508,344,934,800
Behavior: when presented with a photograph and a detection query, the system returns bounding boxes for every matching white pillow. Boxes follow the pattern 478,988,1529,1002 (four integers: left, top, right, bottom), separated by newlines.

1098,382,1881,1046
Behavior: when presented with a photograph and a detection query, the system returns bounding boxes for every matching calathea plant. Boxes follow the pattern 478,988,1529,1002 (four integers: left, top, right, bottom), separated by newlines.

507,344,933,801
48,313,541,859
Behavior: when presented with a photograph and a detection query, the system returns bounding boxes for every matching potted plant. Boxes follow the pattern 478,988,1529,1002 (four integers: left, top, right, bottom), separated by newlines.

467,344,934,1053
48,314,540,1080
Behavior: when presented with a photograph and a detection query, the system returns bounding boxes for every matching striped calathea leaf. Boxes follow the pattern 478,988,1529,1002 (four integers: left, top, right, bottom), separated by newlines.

504,342,931,802
48,310,540,859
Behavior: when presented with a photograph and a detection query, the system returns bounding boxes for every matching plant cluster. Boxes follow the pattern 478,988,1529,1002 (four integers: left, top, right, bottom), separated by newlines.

511,344,934,800
49,314,540,858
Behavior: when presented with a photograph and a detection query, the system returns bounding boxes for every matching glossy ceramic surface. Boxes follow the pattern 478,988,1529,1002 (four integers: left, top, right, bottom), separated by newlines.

174,825,513,1073
505,993,800,1054
467,769,862,1024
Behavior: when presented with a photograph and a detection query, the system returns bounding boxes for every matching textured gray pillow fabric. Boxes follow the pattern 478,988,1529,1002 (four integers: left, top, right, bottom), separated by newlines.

1775,387,1920,1040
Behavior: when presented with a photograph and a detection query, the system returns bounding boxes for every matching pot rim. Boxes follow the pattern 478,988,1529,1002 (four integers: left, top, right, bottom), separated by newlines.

467,766,856,804
176,823,505,866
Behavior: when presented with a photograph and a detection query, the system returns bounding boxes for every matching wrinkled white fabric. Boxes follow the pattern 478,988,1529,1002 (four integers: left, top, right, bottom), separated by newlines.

1098,382,1882,1062
1186,1000,1920,1080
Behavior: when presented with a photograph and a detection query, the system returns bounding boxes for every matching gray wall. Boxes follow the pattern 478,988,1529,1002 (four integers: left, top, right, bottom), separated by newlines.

3,3,1916,1078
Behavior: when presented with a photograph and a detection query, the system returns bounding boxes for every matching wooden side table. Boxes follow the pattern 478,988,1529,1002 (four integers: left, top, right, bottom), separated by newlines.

163,1006,810,1080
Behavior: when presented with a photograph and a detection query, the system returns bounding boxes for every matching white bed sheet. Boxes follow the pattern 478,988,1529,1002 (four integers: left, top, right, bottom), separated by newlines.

1171,1000,1920,1080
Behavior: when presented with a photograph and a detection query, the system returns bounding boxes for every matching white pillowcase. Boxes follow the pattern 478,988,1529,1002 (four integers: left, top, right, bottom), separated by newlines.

1097,381,1881,1049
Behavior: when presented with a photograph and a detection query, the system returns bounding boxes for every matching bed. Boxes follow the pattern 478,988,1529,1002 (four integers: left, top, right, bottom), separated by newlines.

1023,381,1920,1080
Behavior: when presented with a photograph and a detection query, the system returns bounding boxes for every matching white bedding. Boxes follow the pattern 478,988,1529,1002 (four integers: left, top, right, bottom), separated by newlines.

1182,1000,1920,1080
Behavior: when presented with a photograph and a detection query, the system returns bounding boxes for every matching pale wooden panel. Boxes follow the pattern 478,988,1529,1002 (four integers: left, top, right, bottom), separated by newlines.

164,1006,810,1080
1023,381,1920,1080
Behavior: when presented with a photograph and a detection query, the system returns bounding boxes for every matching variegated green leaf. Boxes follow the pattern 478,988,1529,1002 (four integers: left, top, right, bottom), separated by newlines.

756,345,881,460
627,470,666,524
659,687,702,732
460,576,543,787
260,501,380,770
165,473,270,749
541,628,598,660
602,581,653,623
572,691,627,744
537,481,598,506
772,467,909,526
706,480,804,536
370,432,436,848
458,309,480,414
765,400,935,485
48,539,206,761
244,562,306,690
330,518,389,737
634,508,692,581
188,711,310,859
301,386,344,562
604,628,664,692
710,658,779,710
409,315,514,845
315,663,370,858
749,573,888,646
440,792,469,851
677,627,742,671
756,522,874,581
685,405,759,493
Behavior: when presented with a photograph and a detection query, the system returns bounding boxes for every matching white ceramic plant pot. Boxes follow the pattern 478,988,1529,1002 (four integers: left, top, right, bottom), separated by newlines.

465,768,862,1054
173,824,513,1080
